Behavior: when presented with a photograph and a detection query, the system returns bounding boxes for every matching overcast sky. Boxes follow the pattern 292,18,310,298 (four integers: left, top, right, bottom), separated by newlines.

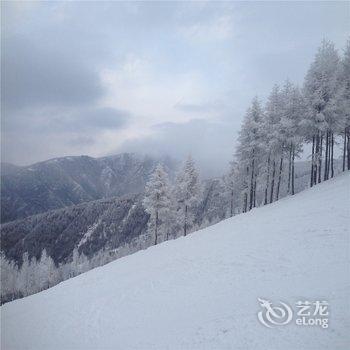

1,1,349,176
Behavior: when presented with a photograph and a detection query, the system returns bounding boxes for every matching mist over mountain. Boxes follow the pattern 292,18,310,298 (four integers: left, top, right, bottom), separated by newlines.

0,163,22,176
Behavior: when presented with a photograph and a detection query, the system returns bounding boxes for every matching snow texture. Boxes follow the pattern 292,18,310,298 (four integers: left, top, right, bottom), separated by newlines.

1,173,349,350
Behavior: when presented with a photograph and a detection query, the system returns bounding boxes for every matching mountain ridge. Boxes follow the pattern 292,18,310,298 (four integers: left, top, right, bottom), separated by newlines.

1,153,178,223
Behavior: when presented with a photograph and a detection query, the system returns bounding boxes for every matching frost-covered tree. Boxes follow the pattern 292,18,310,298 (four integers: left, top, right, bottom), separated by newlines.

280,80,305,195
1,249,59,303
303,39,340,185
336,39,350,171
235,97,265,211
261,86,285,203
225,161,237,217
0,253,19,301
37,249,57,289
229,39,347,213
174,156,201,236
143,164,174,245
201,177,230,222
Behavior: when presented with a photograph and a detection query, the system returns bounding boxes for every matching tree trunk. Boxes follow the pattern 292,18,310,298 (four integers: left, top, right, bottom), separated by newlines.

249,157,255,211
270,160,276,203
291,145,295,195
155,210,159,245
230,190,234,217
327,131,331,179
324,131,329,181
343,127,347,171
276,156,283,201
318,133,323,184
346,126,350,170
253,172,257,208
184,205,188,236
287,144,292,194
243,166,249,213
264,154,271,205
331,132,334,178
314,133,318,185
310,135,315,187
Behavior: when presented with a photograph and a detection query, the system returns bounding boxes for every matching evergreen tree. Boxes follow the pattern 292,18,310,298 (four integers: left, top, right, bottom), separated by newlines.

337,39,350,171
174,156,201,236
204,177,230,221
263,85,284,202
235,97,264,210
303,39,340,184
225,161,237,217
143,164,173,245
38,249,56,289
280,80,305,194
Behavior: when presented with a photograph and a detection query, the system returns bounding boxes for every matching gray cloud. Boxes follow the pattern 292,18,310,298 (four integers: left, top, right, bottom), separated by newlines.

174,101,225,113
1,2,130,165
79,107,129,130
57,107,130,132
3,106,129,134
68,136,95,147
119,119,239,178
1,1,348,169
2,35,104,112
1,105,130,165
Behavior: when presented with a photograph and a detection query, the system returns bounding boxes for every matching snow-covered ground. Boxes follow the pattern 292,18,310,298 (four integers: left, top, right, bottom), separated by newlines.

1,173,349,350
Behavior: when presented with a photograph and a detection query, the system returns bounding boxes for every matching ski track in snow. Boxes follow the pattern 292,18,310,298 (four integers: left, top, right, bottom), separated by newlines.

1,173,349,350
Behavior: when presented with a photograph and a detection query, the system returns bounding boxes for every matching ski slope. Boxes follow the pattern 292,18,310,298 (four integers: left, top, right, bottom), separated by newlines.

1,174,349,350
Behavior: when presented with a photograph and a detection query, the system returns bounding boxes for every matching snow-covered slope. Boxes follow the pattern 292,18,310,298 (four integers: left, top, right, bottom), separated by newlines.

1,174,349,350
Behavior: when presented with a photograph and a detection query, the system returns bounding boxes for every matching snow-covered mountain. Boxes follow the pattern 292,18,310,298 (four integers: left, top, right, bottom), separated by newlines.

1,194,148,266
0,177,227,268
1,152,343,225
1,153,177,223
2,173,349,350
0,176,229,304
0,157,344,304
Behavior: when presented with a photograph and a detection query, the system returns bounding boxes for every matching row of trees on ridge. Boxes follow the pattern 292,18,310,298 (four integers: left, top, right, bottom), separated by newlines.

231,39,349,213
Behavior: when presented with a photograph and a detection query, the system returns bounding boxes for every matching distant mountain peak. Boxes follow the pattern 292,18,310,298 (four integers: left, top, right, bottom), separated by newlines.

1,152,178,223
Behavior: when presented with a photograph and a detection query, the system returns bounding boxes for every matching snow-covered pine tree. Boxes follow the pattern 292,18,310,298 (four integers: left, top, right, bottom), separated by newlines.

263,85,284,203
235,126,250,213
0,253,19,302
143,164,174,245
37,249,57,289
337,39,350,171
235,97,264,210
232,161,250,213
225,161,237,217
174,156,201,236
280,80,305,195
303,39,340,185
202,177,230,222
